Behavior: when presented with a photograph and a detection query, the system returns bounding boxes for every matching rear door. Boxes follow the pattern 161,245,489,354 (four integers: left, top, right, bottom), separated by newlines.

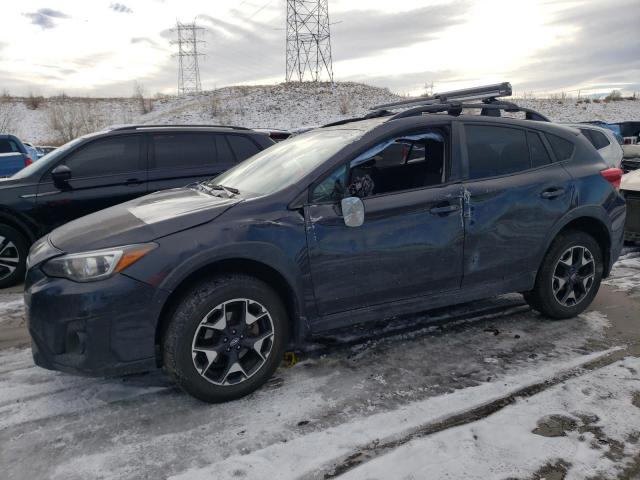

146,132,262,193
35,134,147,229
461,124,573,288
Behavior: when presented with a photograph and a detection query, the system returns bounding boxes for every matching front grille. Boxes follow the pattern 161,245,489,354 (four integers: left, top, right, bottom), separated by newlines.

623,191,640,233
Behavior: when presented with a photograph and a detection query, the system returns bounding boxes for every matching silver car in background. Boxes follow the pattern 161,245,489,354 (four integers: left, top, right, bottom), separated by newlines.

565,124,624,169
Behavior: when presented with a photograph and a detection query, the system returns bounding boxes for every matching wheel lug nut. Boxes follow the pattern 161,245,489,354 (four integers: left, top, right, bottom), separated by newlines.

223,338,228,343
226,347,231,352
240,335,244,339
232,329,237,334
236,346,241,350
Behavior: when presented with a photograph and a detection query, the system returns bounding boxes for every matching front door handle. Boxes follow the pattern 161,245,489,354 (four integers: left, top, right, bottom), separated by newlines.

429,203,461,215
125,178,143,186
541,187,565,199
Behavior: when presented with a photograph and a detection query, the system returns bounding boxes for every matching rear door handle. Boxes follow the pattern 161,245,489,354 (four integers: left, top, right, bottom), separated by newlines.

541,188,565,199
429,203,461,215
125,178,144,186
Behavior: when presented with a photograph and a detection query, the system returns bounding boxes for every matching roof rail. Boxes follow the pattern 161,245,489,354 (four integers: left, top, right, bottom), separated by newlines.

108,124,252,132
321,109,392,128
388,100,550,122
372,82,513,111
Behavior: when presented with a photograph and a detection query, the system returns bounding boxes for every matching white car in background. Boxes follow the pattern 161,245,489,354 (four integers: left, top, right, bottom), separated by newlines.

621,169,640,244
565,124,624,169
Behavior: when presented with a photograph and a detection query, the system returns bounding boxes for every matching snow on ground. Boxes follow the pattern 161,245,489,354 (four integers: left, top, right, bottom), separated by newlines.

4,82,640,145
605,250,640,295
338,357,640,480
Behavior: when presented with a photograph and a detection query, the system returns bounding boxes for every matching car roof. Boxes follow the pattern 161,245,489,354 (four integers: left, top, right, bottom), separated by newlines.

105,124,260,134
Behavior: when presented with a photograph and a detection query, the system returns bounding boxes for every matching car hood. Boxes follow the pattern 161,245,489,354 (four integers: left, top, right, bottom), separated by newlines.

49,188,241,252
622,169,640,192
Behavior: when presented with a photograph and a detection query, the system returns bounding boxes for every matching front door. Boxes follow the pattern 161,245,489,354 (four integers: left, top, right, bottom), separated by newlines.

305,126,464,316
35,134,148,230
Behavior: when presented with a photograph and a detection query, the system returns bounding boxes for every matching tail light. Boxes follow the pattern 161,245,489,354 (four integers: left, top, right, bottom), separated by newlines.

600,168,623,190
24,157,33,166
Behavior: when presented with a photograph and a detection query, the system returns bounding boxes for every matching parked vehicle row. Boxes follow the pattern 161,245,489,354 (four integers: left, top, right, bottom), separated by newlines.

0,125,274,287
566,124,624,169
0,134,35,177
24,83,626,403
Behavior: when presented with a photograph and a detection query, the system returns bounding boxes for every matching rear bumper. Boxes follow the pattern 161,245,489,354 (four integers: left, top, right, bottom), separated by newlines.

25,268,165,376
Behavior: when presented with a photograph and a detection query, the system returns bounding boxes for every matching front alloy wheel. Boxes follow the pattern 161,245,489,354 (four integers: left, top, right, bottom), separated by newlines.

552,246,595,307
191,298,275,386
163,274,288,403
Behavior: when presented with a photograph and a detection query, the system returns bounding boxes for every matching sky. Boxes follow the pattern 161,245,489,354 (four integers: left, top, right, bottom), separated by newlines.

0,0,638,98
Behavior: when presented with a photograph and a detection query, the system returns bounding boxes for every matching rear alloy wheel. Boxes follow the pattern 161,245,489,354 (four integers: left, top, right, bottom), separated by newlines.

163,275,288,403
0,225,28,288
525,230,603,319
551,246,596,307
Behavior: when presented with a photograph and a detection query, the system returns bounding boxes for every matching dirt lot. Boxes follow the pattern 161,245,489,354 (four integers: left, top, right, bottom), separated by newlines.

0,249,639,479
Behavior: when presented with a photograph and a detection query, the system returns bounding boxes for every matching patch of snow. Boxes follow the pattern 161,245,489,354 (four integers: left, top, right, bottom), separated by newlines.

340,357,640,480
604,251,640,293
168,348,622,480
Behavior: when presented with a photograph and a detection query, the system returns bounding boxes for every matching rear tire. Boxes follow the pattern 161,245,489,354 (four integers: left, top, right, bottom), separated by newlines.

525,230,603,319
163,274,288,403
0,225,28,289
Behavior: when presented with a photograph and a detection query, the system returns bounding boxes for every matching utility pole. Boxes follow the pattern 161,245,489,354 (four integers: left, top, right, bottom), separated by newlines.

171,21,206,95
285,0,334,83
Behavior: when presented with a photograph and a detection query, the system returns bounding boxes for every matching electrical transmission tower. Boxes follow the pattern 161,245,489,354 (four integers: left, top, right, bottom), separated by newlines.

171,21,206,95
286,0,334,83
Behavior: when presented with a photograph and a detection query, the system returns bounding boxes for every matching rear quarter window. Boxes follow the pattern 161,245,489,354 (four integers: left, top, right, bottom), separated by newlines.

0,139,19,154
546,134,575,161
590,130,611,149
226,135,261,161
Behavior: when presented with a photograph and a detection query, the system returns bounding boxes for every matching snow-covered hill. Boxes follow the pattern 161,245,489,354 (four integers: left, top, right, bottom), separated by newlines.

2,82,639,145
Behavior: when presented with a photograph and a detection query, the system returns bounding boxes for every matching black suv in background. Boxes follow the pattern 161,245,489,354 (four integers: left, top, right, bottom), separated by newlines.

0,125,274,287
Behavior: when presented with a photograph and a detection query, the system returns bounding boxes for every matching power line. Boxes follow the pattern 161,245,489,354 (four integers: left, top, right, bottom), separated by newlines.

171,21,206,95
285,0,334,83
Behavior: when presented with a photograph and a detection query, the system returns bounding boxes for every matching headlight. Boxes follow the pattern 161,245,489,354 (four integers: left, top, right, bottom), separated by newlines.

41,243,157,282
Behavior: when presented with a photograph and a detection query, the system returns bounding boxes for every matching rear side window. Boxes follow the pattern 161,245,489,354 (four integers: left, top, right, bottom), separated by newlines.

590,130,611,149
527,131,552,168
61,136,142,178
226,135,260,161
214,135,234,163
0,139,19,154
466,125,530,179
151,133,215,169
546,134,575,161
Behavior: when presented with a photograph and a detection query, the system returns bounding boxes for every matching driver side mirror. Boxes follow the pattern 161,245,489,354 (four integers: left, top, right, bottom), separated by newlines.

51,165,72,186
341,196,365,228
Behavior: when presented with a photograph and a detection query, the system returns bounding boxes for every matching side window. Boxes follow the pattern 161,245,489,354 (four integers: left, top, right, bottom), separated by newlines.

61,136,142,178
579,128,596,147
546,134,575,161
151,133,215,169
590,130,611,149
0,140,19,153
466,125,529,179
527,131,552,168
214,135,234,163
311,128,448,201
226,135,260,162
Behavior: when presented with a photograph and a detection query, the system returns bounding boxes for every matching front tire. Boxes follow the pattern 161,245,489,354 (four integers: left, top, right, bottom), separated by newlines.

0,225,28,289
525,230,603,319
163,274,288,403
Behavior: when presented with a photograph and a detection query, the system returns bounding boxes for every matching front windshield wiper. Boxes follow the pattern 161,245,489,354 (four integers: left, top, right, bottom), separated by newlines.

190,182,240,198
208,184,240,195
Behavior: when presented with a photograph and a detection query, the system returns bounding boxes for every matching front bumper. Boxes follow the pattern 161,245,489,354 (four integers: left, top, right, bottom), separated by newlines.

25,267,164,376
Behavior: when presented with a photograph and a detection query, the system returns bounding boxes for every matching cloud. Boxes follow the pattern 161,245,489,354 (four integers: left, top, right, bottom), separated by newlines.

131,37,159,47
110,3,133,14
23,8,70,30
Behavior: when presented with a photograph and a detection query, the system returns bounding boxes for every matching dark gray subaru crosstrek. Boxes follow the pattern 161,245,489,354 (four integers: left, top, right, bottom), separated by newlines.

25,84,626,403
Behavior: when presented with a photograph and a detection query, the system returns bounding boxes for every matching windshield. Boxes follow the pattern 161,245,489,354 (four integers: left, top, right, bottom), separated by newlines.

209,128,363,196
10,135,88,179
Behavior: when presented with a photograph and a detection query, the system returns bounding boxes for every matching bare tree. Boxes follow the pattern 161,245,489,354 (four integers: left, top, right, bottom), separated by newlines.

0,98,17,133
25,92,45,110
133,81,153,115
47,100,109,144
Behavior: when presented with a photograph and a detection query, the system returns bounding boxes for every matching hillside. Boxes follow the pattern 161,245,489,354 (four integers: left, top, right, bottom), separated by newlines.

2,82,639,145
